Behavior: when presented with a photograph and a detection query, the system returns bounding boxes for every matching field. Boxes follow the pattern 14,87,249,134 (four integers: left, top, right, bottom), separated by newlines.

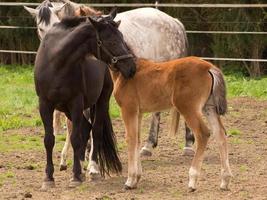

0,65,267,199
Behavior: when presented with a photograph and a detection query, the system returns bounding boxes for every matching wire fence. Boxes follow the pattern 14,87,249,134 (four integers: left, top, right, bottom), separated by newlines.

0,2,267,63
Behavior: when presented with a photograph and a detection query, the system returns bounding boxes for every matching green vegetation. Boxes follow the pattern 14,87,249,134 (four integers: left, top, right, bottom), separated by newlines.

0,64,266,133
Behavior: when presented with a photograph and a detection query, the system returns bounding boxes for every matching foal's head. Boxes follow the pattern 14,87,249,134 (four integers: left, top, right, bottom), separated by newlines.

24,0,65,39
90,8,136,78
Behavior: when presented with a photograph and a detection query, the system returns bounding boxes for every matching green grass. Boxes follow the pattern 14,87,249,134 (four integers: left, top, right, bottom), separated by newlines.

0,64,266,132
224,71,267,100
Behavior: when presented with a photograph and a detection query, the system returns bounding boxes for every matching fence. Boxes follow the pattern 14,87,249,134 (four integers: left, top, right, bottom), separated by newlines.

0,2,267,63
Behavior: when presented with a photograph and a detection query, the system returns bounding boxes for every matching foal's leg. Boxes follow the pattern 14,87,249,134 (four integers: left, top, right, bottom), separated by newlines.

140,112,160,156
122,108,142,189
183,123,195,156
60,118,72,171
68,95,84,188
39,98,55,191
53,110,62,135
204,106,232,190
182,112,210,192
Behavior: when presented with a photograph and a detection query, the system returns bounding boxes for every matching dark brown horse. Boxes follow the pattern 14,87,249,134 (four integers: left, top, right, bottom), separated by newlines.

34,9,136,190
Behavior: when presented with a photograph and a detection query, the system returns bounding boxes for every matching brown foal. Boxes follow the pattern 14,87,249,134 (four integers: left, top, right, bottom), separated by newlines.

111,56,232,191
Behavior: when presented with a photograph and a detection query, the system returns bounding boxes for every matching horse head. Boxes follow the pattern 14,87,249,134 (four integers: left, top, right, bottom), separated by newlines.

89,8,136,79
24,0,65,39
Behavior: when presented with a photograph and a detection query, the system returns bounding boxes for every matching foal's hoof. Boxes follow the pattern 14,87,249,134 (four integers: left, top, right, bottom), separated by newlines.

140,148,152,157
188,187,197,193
41,181,55,191
124,184,137,190
182,147,195,156
69,178,82,188
59,165,67,171
220,185,230,191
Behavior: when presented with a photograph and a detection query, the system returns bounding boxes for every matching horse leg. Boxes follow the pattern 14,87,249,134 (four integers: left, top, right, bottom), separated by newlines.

53,110,62,135
79,115,92,181
68,94,84,188
140,112,160,157
59,118,72,171
181,111,210,192
39,98,55,191
183,123,195,156
122,108,142,189
204,105,232,190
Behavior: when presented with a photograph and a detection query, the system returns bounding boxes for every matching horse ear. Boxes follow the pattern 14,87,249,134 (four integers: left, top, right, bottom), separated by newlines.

109,7,117,20
88,17,99,29
115,20,121,28
52,3,66,15
80,7,86,16
24,6,38,17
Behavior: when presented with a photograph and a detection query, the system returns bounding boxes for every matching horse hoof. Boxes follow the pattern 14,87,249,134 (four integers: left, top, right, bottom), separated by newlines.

124,184,136,190
69,178,82,188
220,186,230,191
89,172,102,181
59,165,67,171
140,148,152,157
183,147,195,156
188,187,196,192
41,181,55,191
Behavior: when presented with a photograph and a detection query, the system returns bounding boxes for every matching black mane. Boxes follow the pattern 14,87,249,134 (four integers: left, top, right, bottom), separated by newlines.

37,0,53,25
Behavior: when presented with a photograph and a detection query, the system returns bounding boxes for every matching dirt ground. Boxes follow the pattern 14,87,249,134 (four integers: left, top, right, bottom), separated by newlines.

0,97,267,200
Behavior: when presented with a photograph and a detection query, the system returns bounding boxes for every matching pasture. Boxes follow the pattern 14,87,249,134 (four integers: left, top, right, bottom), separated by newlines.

0,65,266,199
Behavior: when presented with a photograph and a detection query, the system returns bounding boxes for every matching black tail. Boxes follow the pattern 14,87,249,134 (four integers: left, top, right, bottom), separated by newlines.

97,112,122,176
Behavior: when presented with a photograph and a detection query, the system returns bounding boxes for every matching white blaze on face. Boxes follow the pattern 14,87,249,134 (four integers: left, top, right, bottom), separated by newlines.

37,12,60,39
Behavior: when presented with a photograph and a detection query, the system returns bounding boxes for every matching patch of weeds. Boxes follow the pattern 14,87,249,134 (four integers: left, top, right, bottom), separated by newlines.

230,137,243,144
239,165,248,172
6,171,15,178
78,184,88,192
67,159,73,167
171,190,182,198
117,141,127,151
0,133,43,152
228,129,241,136
138,187,144,194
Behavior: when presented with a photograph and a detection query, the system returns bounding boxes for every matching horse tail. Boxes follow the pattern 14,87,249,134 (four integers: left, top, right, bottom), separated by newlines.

97,110,122,176
208,67,228,115
168,108,180,137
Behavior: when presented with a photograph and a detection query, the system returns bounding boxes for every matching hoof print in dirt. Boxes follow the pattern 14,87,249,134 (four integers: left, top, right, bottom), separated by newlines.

59,165,67,171
24,192,32,198
188,187,197,193
40,181,55,191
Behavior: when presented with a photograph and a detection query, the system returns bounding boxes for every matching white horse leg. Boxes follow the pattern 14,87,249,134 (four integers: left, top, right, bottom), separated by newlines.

140,112,160,157
87,131,101,180
53,110,62,135
204,105,232,190
59,118,72,171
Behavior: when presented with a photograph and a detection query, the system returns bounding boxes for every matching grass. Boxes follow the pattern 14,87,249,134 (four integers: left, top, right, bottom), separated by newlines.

0,64,266,133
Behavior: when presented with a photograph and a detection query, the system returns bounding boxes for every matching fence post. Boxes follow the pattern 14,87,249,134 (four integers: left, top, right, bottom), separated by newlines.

155,0,159,9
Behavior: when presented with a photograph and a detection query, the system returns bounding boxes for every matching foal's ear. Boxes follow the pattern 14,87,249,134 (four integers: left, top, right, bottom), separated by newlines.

109,7,117,20
24,6,38,17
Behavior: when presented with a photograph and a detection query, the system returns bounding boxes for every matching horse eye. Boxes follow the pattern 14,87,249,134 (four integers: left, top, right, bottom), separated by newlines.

39,28,44,33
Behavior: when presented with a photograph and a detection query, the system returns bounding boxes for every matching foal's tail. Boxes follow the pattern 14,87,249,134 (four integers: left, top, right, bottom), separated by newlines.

208,67,227,115
97,111,122,176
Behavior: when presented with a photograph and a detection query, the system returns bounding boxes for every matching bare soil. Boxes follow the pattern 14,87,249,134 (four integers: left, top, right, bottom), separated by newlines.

0,97,267,200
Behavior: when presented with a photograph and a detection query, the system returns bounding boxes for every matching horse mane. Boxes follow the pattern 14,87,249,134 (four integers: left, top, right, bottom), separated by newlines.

59,16,87,28
37,0,53,25
75,5,102,17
